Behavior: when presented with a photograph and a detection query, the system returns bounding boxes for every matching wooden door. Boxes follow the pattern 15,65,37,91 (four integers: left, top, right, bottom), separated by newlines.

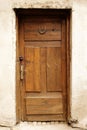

19,15,67,121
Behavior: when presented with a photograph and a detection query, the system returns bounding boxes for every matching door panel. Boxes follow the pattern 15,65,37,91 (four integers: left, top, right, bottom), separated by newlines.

25,47,34,92
40,48,47,93
25,47,41,92
19,15,67,121
24,21,61,41
47,47,62,92
26,98,63,115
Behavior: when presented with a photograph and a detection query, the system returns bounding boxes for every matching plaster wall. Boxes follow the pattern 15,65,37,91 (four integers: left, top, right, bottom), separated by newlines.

0,0,87,127
72,0,87,124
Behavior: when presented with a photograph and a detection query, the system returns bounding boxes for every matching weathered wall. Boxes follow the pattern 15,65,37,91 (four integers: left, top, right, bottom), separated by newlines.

72,0,87,125
0,0,87,127
0,0,16,126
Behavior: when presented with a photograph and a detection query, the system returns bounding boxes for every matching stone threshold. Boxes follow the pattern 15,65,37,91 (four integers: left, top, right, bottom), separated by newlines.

0,122,81,130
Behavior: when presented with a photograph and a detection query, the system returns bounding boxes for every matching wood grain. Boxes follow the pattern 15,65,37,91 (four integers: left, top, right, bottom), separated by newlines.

24,21,61,31
25,47,41,92
26,98,63,115
33,48,41,92
25,47,34,92
24,31,61,41
25,41,61,47
40,48,47,93
47,47,62,92
26,114,64,121
18,12,70,121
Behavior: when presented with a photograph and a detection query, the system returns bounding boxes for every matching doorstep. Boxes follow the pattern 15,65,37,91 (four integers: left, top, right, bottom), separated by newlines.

12,122,80,130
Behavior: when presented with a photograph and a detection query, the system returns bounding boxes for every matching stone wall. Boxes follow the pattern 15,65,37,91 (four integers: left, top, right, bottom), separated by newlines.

0,0,87,127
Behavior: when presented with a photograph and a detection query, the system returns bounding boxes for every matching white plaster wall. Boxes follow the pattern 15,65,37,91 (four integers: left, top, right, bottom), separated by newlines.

0,0,87,127
72,0,87,124
0,0,16,126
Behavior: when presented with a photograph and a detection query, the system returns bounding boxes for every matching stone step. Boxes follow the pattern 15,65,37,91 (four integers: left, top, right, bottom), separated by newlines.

11,122,80,130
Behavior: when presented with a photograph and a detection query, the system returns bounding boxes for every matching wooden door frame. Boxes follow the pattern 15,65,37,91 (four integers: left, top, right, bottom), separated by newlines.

15,9,71,123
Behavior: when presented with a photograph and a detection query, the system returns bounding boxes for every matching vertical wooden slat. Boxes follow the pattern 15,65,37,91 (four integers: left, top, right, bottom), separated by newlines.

25,47,41,92
33,48,41,92
61,19,67,119
56,48,62,91
47,47,55,92
47,47,60,92
25,47,34,92
40,48,47,93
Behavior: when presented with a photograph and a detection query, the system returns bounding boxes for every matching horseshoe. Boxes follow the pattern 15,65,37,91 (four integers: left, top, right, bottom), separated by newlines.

38,26,47,34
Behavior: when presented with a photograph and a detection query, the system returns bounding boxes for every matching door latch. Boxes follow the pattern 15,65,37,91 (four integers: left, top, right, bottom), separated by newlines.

19,56,24,80
20,64,24,80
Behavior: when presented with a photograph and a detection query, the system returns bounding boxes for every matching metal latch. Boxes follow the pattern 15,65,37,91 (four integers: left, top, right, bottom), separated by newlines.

19,56,24,80
20,64,24,80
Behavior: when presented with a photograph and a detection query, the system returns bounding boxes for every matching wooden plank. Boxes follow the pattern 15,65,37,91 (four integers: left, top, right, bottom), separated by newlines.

47,47,62,92
24,31,61,41
26,114,65,121
33,48,41,92
24,21,61,40
24,20,61,41
25,47,34,92
56,48,62,91
47,47,56,92
25,41,61,47
26,98,63,115
25,47,41,92
40,48,47,93
61,20,67,119
24,21,61,31
26,92,62,97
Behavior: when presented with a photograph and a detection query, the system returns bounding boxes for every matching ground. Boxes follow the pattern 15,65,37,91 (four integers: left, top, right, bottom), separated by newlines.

0,122,82,130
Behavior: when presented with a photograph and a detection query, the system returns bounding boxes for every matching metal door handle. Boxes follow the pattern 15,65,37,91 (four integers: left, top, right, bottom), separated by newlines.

20,64,24,80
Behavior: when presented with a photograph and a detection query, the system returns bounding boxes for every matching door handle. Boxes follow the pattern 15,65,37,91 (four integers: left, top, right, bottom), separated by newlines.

19,56,24,80
20,64,24,80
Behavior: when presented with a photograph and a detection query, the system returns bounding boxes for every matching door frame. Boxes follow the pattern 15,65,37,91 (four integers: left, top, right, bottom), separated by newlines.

15,9,71,123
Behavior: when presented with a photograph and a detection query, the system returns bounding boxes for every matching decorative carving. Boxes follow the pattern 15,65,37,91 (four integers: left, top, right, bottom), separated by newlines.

38,25,47,34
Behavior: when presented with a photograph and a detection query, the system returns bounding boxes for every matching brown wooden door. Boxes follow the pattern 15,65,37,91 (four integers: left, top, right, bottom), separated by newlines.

19,15,67,121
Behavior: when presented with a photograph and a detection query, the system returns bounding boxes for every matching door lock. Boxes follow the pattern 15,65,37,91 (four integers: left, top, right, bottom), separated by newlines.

19,56,23,62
